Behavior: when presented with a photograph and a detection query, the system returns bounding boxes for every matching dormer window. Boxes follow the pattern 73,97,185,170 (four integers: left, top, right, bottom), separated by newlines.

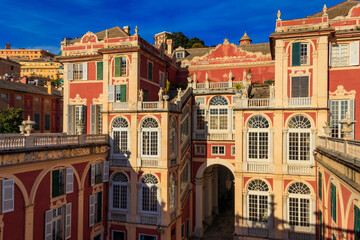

176,52,184,59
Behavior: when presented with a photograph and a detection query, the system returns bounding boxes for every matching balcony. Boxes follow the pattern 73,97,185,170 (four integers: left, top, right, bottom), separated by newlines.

317,136,360,161
234,97,274,108
0,133,108,151
194,81,242,94
288,97,312,108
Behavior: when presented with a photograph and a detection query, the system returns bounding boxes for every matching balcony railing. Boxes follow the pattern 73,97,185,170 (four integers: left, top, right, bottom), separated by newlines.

234,98,274,108
0,134,109,151
288,97,312,107
317,136,360,160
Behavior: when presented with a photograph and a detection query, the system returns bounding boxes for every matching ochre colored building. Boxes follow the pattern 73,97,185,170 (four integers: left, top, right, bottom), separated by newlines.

0,43,55,60
19,58,63,80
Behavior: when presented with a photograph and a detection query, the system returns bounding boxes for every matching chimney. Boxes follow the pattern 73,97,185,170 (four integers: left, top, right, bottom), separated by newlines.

5,43,11,49
167,39,174,55
123,26,130,34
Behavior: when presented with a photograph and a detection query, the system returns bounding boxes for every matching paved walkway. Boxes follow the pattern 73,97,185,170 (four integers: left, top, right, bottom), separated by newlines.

201,209,234,240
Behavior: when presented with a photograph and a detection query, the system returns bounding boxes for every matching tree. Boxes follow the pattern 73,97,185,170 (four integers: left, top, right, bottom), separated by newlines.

187,37,205,48
166,32,206,49
0,107,24,134
191,43,204,48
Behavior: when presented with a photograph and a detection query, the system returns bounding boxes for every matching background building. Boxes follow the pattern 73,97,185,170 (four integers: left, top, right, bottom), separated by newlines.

0,43,55,60
0,57,21,80
18,58,63,81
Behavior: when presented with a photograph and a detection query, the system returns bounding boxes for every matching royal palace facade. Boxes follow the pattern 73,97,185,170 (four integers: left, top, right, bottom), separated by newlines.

0,1,360,240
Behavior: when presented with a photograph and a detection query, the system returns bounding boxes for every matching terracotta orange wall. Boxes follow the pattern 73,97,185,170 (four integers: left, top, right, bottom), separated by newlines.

190,66,275,84
329,69,360,139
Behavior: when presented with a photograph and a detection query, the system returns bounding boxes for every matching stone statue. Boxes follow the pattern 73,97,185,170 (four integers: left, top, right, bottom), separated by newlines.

177,88,182,101
158,89,163,101
205,72,209,82
277,10,281,21
242,86,248,99
270,84,275,98
229,70,233,82
139,89,144,102
105,29,109,39
242,70,247,82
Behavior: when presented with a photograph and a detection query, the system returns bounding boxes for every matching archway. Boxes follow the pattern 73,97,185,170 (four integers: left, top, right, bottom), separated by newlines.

194,159,235,238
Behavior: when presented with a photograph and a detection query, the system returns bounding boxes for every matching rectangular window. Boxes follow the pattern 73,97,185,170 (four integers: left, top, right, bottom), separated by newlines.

211,146,225,155
113,231,125,240
2,179,14,214
45,114,50,130
34,113,40,130
180,161,190,194
288,132,310,161
176,52,183,58
292,42,308,66
329,100,354,138
96,61,103,80
139,235,157,240
248,132,268,160
89,192,102,226
15,95,22,100
44,203,72,240
196,109,206,130
231,146,235,156
186,219,189,237
195,145,205,155
52,168,73,198
332,44,349,67
148,62,153,81
90,161,109,186
331,183,337,222
181,224,185,238
143,90,148,101
291,76,309,98
73,63,83,80
210,108,228,130
115,85,127,102
1,93,8,99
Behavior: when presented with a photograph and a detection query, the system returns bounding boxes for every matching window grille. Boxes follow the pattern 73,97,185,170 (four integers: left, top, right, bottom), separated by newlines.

288,182,311,227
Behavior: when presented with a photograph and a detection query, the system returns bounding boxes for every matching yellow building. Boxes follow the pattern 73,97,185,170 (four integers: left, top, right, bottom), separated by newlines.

19,58,63,81
0,43,55,60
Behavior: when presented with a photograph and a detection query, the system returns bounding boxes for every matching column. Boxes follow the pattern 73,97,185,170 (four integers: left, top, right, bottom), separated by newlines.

102,54,110,134
24,204,35,240
194,177,204,238
77,188,84,240
234,172,243,235
205,172,213,223
212,167,219,214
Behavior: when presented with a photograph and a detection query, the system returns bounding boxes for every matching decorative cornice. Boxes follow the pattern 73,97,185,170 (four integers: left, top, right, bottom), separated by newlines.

69,94,87,105
329,85,356,99
92,94,104,104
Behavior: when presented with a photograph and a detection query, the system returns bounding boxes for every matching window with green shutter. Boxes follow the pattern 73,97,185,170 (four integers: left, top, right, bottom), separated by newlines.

97,62,103,80
96,192,102,223
292,42,301,66
52,170,60,198
143,90,148,101
148,62,153,81
114,57,122,77
319,172,322,201
355,205,360,240
120,85,127,102
331,183,337,222
34,114,40,130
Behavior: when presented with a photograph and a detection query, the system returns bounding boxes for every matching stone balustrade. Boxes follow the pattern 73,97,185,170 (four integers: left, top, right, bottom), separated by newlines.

317,136,360,161
0,133,109,151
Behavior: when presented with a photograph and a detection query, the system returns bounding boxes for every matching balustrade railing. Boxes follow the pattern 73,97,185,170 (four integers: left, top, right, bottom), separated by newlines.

0,134,109,151
317,136,360,160
288,97,312,107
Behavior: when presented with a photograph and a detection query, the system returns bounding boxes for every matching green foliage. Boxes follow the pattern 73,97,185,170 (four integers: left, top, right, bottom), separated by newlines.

53,73,63,88
192,42,204,48
233,83,244,90
166,32,206,49
76,119,85,126
264,80,274,85
0,107,23,134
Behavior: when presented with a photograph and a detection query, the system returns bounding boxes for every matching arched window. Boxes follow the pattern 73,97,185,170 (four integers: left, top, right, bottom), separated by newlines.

141,174,159,214
247,115,270,161
209,96,228,130
247,179,270,223
111,172,129,211
141,118,159,157
111,117,129,158
287,115,312,162
288,182,311,227
169,173,176,211
169,118,177,159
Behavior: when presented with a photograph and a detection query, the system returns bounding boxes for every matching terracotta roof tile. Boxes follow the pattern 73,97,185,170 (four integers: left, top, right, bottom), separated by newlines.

308,1,360,19
0,80,62,97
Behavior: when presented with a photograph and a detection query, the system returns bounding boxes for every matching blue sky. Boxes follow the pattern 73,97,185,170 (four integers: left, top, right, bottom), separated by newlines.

0,0,347,54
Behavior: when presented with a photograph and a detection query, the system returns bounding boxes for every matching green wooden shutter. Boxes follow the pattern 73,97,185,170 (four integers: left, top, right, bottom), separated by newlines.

97,192,102,223
355,205,360,240
331,184,337,222
96,62,103,80
115,57,121,77
319,172,322,201
292,42,301,66
52,170,59,198
148,62,153,80
143,90,148,101
120,85,127,102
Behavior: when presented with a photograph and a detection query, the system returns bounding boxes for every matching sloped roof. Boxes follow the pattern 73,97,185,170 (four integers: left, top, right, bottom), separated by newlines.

308,1,360,19
69,26,129,44
240,32,252,41
180,43,270,62
0,80,62,97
